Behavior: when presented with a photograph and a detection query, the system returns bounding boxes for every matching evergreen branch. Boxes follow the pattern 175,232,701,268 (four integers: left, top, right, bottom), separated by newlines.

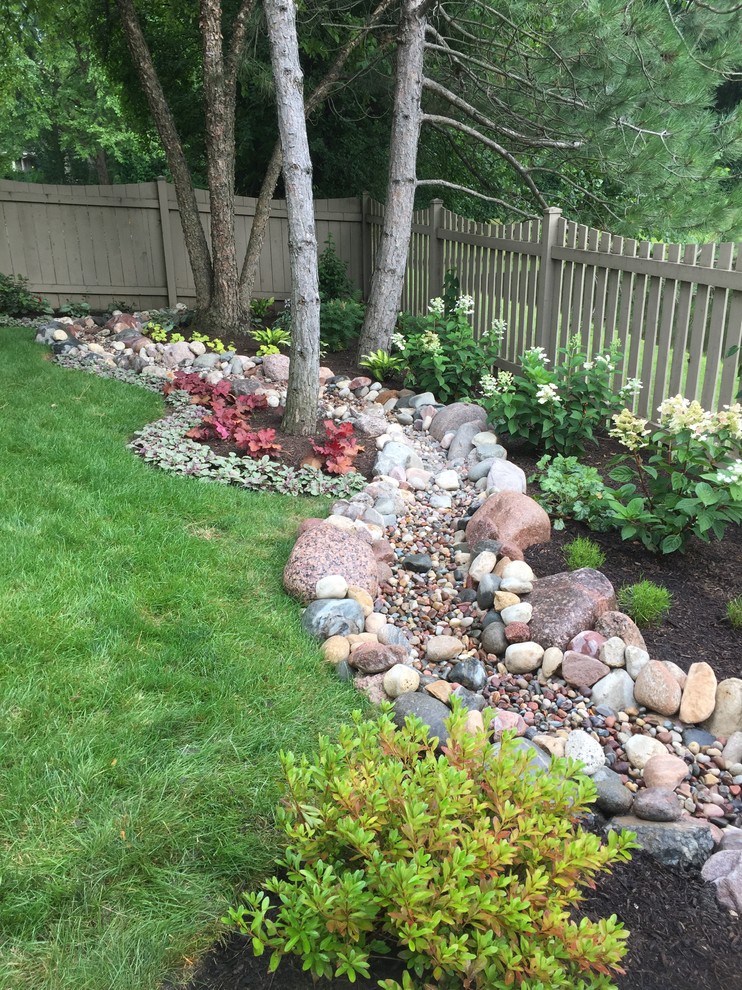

225,0,258,90
416,178,540,218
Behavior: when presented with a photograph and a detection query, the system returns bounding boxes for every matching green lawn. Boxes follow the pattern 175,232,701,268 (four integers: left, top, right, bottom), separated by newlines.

0,329,366,990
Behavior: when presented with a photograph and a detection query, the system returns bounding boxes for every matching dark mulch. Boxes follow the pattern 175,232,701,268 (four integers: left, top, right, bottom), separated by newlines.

170,387,742,990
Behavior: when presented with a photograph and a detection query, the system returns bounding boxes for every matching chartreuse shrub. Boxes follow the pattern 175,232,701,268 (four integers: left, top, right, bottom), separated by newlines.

726,594,742,629
227,705,635,990
564,537,606,571
479,336,642,456
532,454,612,531
618,580,672,626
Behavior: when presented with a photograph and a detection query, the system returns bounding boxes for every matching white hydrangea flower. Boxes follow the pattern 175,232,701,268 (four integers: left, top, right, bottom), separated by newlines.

583,360,594,371
658,394,716,438
483,319,507,342
428,297,445,317
595,353,616,372
536,382,560,404
480,373,499,397
421,330,441,353
390,331,405,351
620,377,643,397
715,459,742,485
524,345,550,365
454,294,475,317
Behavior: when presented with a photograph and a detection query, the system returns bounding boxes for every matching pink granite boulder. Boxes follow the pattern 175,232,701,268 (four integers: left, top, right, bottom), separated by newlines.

261,353,291,381
283,524,378,604
594,611,647,651
349,642,408,674
465,491,551,551
528,569,616,651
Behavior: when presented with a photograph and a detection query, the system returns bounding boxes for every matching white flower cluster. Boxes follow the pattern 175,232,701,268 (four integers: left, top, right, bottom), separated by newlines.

717,403,742,440
658,395,717,441
715,459,742,485
595,353,616,373
390,331,405,351
524,345,550,365
610,409,651,451
454,294,476,317
420,329,442,353
428,297,445,317
483,319,506,343
536,382,561,404
619,377,643,397
481,370,514,396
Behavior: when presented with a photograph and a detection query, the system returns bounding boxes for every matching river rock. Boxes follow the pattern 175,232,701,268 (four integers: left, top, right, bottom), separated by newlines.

468,551,498,582
465,491,550,552
429,402,487,441
261,353,290,381
594,611,647,651
349,642,408,674
448,658,486,692
435,469,460,490
447,421,482,461
486,459,527,493
679,662,717,724
426,635,464,662
500,602,533,625
565,729,606,775
504,642,544,674
625,645,651,680
634,660,682,716
632,787,682,822
284,525,378,604
322,636,350,663
566,630,607,658
702,678,742,737
541,647,563,679
592,767,634,815
643,753,689,790
374,441,424,477
605,817,714,868
590,669,636,713
392,692,451,747
383,664,420,697
315,575,349,599
599,637,626,668
528,569,615,651
624,734,668,769
722,732,742,765
301,598,366,640
562,651,610,692
480,621,508,656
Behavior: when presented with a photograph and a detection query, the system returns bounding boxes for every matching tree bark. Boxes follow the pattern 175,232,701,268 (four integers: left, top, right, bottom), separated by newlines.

116,0,213,310
200,0,243,333
357,0,426,356
264,0,321,436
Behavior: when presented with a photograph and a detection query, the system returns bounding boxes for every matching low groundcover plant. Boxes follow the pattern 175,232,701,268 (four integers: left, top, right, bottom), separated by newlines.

227,705,635,990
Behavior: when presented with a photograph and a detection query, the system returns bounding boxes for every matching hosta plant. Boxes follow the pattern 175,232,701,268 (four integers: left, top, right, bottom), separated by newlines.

253,326,291,351
359,349,405,381
227,705,634,990
311,420,363,474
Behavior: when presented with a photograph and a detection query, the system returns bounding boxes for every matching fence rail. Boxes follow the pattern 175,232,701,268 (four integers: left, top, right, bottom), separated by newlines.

364,195,742,414
0,178,739,411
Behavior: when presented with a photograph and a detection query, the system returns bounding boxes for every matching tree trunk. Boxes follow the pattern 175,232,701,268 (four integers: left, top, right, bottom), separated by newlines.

116,0,213,310
95,148,111,184
200,0,242,334
357,0,426,355
264,0,320,437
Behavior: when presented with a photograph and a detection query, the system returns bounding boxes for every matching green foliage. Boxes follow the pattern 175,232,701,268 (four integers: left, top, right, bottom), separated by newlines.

394,297,502,403
726,594,742,630
58,299,91,318
441,268,461,316
250,296,275,326
228,705,635,990
564,537,606,572
618,581,672,626
480,337,639,456
532,454,612,531
252,326,291,351
359,349,405,381
318,235,355,301
602,398,742,553
0,272,52,316
320,298,365,352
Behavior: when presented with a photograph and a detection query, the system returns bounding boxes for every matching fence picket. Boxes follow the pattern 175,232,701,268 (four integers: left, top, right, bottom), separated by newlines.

653,243,681,415
719,248,742,408
638,243,666,417
686,243,716,401
702,243,735,409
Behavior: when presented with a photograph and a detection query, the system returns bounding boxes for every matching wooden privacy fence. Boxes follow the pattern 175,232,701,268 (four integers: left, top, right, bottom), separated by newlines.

364,196,742,415
0,178,363,313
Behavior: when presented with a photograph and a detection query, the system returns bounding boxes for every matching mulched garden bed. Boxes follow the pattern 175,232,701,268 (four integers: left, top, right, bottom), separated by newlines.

169,351,742,990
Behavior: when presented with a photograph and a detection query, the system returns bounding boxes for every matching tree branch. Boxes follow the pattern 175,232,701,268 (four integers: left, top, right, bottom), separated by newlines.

417,179,540,218
225,0,258,91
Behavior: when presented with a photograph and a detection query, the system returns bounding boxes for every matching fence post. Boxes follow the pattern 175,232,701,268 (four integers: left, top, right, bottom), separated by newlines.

534,206,562,359
156,176,177,307
428,199,445,298
361,191,372,300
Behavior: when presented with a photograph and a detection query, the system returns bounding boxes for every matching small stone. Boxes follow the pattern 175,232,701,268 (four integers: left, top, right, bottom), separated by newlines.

349,642,408,674
301,599,365,640
625,645,651,680
426,680,454,705
464,710,485,736
500,560,534,583
703,678,742,738
567,630,608,658
532,734,566,759
504,642,544,674
565,729,606,775
500,602,533,625
354,671,389,704
392,693,452,747
491,709,528,738
662,660,688,690
468,551,498,582
590,669,636,713
562,651,610,691
499,576,533,595
315,575,349,599
595,611,647,651
494,591,520,611
435,469,460,490
592,767,634,815
383,664,421,698
426,635,464,662
486,459,527,493
504,622,531,644
448,658,486,692
403,553,434,573
722,732,742,766
624,734,668,769
347,586,374,617
322,636,350,663
599,637,626,668
679,662,718,724
643,753,689,790
632,787,681,822
480,622,507,656
364,612,387,636
541,647,563,679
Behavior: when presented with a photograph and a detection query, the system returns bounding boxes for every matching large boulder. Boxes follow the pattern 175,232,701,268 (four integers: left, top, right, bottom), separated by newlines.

301,599,365,640
702,678,742,738
261,353,290,381
528,569,616,651
633,660,682,717
284,524,378,604
465,491,550,551
486,459,527,493
679,662,717,724
447,421,482,462
429,402,487,442
594,611,647,651
392,692,452,748
604,817,714,868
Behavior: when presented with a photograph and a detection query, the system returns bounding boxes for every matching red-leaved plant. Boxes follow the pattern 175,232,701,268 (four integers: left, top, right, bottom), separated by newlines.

311,420,363,475
235,428,282,457
184,393,281,459
164,370,233,405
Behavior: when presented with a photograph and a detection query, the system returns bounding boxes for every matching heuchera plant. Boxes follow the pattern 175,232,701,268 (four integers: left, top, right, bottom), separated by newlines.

311,420,363,474
227,704,635,990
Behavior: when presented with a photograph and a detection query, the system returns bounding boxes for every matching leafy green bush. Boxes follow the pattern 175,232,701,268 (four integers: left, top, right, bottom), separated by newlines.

603,398,742,553
479,336,640,455
618,580,672,625
320,297,365,352
0,272,53,316
227,705,634,990
726,594,742,629
252,326,291,351
360,348,405,381
393,296,503,403
58,299,91,318
318,234,355,300
564,537,606,571
532,454,611,530
250,296,275,326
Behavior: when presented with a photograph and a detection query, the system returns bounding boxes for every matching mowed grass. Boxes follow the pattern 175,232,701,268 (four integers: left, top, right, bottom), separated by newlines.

0,329,366,990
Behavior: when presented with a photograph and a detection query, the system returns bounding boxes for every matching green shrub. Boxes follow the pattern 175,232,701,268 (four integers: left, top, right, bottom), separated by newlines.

602,398,742,553
318,234,355,300
393,297,503,403
532,454,612,530
359,348,405,381
227,705,634,990
564,537,606,571
479,336,641,456
252,326,291,351
250,296,275,326
618,580,672,625
0,272,53,316
726,594,742,629
320,297,365,352
58,299,91,318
